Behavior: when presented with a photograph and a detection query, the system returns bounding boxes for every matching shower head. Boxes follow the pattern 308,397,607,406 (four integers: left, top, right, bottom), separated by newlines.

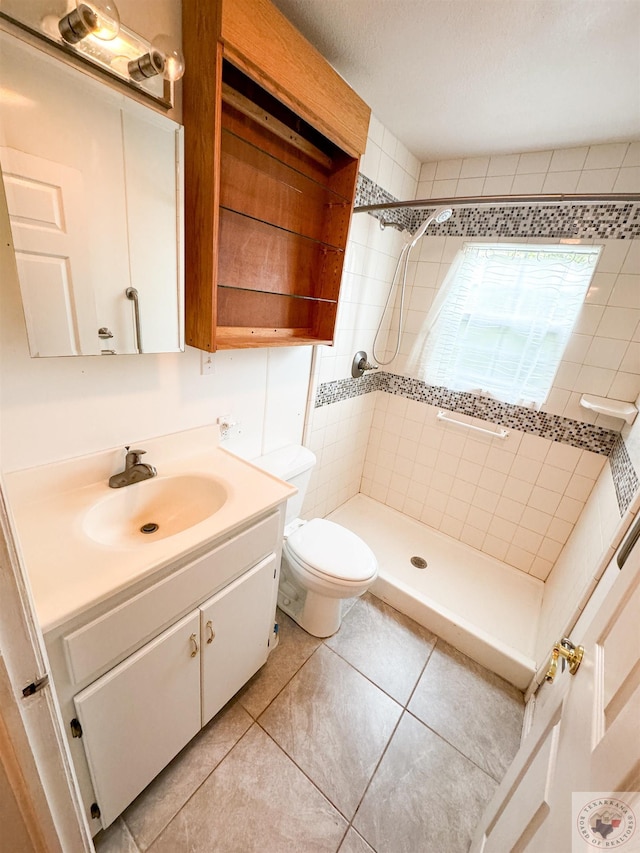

434,207,453,223
408,206,453,248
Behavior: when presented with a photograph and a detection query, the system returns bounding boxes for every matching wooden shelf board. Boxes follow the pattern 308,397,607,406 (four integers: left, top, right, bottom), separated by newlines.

216,327,333,349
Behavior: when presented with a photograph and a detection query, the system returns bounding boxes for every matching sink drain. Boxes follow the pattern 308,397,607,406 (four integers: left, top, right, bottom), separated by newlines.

140,522,159,535
410,556,428,569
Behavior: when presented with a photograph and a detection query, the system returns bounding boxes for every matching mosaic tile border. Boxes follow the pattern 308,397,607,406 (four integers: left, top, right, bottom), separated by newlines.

315,371,380,407
609,434,640,515
315,371,619,456
355,174,640,240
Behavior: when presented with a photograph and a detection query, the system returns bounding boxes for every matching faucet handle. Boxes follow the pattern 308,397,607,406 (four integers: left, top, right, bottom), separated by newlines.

125,447,146,465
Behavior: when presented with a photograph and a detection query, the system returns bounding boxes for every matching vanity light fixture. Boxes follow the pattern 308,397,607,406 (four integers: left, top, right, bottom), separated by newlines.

0,2,183,108
58,1,120,45
128,36,185,83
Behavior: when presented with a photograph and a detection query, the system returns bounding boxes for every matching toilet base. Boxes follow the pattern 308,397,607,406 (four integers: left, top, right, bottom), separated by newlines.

278,587,342,638
277,557,355,638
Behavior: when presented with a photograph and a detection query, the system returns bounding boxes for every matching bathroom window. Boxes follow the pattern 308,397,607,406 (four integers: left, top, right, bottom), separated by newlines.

409,242,601,407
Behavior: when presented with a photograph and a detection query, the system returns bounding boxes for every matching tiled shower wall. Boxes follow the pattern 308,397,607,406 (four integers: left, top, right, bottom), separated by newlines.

302,116,420,519
362,394,607,580
303,127,639,585
417,142,640,200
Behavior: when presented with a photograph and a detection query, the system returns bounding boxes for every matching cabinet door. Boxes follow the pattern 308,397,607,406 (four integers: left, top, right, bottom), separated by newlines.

73,611,201,829
201,554,276,725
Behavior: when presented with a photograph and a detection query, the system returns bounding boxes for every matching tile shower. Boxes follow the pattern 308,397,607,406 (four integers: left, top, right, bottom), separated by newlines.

302,122,640,686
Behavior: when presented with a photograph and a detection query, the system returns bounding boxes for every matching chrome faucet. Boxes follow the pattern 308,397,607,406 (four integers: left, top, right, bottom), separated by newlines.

108,447,157,488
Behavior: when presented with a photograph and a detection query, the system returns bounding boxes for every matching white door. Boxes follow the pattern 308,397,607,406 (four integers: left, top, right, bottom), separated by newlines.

0,483,91,851
73,610,201,829
471,522,640,852
201,554,276,726
1,147,98,356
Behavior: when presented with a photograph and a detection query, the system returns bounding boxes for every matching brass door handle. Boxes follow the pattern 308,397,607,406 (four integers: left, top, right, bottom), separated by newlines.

545,637,584,683
206,620,215,644
189,633,199,658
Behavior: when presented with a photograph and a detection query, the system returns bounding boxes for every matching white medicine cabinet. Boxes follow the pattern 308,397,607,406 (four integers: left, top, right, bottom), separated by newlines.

0,31,184,357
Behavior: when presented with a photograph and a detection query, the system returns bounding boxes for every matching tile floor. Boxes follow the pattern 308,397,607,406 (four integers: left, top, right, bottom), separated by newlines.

94,593,524,853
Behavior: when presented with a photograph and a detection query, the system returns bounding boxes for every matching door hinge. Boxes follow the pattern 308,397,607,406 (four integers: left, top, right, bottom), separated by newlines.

22,673,49,698
70,717,83,738
90,802,101,820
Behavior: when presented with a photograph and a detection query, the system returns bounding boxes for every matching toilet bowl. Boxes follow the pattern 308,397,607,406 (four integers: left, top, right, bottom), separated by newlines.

253,446,378,637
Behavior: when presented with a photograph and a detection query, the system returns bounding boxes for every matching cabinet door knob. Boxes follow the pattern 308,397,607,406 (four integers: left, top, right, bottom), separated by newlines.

206,620,215,644
189,633,199,657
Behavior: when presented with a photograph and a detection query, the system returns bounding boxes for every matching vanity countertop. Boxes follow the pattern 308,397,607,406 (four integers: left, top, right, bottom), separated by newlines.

5,426,295,633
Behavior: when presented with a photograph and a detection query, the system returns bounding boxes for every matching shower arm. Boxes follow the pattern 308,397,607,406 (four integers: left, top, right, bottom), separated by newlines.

354,191,640,215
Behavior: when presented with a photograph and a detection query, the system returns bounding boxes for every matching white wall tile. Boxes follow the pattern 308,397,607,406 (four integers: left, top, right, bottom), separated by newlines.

542,171,581,193
584,143,628,170
483,175,514,195
614,167,640,192
511,173,546,194
597,307,640,340
456,177,485,197
435,159,463,180
516,150,553,174
460,156,490,178
487,154,520,176
548,146,589,172
584,337,628,370
576,169,618,193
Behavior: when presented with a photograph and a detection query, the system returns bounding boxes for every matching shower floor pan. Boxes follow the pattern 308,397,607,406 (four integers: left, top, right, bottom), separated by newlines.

327,494,543,690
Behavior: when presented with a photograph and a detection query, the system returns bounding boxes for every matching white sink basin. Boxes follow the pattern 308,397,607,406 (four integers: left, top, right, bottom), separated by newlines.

82,475,228,547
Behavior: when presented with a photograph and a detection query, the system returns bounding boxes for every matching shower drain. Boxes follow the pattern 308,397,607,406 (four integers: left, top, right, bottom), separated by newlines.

410,556,428,569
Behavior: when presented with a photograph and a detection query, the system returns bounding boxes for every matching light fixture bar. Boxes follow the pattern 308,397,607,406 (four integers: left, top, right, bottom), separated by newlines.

0,10,177,109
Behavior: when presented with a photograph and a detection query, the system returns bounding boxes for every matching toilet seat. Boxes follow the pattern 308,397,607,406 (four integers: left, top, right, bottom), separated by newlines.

285,518,377,585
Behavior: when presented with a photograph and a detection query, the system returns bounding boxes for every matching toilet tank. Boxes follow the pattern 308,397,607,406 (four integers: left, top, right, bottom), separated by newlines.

252,445,316,524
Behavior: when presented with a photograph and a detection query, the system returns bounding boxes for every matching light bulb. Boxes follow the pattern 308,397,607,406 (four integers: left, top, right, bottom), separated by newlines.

128,35,185,83
58,1,120,44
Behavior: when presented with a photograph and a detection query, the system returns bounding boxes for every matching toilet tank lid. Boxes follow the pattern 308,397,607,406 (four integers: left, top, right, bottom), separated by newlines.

252,445,316,480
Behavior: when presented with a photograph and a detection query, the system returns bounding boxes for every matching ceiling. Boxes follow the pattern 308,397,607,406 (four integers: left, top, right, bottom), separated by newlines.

270,0,640,163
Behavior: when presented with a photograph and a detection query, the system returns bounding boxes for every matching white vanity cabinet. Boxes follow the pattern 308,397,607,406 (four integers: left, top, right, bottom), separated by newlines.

200,555,277,726
44,510,282,832
73,611,202,829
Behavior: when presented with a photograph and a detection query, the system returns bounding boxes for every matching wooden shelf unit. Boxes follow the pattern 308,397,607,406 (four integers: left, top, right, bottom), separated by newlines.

183,0,370,351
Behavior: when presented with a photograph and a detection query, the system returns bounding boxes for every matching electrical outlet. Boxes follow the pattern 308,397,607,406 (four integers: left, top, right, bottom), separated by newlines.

200,351,215,375
217,414,237,441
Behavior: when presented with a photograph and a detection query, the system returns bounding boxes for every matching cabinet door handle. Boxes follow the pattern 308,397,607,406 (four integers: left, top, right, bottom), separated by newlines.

189,633,198,657
206,620,215,644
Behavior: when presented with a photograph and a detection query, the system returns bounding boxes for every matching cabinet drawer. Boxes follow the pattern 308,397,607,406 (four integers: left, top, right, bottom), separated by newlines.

64,512,279,685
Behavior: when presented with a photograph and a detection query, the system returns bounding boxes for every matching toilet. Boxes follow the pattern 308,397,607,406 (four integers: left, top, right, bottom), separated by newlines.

253,445,378,637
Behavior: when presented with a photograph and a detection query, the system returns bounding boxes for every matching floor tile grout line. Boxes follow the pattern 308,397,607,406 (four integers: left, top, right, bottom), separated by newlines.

340,707,409,849
403,707,505,785
338,640,440,846
125,711,257,853
317,642,408,709
243,639,324,722
405,637,515,784
254,719,358,828
405,634,438,708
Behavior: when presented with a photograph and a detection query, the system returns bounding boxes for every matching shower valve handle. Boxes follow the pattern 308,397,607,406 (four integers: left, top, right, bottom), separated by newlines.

352,351,379,378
